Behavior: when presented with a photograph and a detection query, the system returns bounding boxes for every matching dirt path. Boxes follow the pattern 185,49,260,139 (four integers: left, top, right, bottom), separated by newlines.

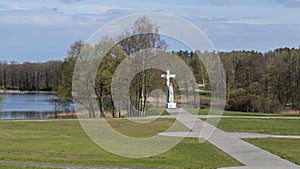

0,161,160,169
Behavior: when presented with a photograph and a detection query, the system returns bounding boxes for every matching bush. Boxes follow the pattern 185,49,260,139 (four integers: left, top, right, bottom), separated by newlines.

227,88,283,113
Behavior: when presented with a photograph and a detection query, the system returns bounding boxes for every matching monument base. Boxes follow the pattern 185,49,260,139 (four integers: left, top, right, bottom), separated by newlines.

166,102,177,109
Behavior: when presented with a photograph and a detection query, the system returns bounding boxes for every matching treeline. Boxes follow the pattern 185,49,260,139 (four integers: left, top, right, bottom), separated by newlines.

175,48,300,113
1,47,299,114
221,49,300,112
57,43,300,116
0,61,61,91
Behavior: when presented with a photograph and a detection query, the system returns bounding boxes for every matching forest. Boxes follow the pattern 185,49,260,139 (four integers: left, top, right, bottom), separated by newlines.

0,17,299,116
0,61,60,91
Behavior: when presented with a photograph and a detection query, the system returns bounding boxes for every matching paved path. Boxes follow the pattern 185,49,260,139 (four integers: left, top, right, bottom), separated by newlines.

166,108,300,169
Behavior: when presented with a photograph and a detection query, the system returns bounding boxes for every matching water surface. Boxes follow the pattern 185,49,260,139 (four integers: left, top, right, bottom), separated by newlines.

0,93,57,119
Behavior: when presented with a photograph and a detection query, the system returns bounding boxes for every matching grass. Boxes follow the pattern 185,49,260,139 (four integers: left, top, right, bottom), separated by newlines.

144,108,170,116
120,108,170,117
0,165,51,169
185,108,273,116
107,117,186,138
196,108,300,117
245,138,300,165
0,164,59,169
198,109,296,116
0,119,241,169
203,118,300,135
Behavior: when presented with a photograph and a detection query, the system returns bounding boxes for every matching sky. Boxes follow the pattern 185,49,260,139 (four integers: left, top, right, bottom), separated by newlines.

0,0,300,63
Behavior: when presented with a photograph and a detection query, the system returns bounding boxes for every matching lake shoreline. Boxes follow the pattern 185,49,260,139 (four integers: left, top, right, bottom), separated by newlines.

0,90,55,94
0,93,75,119
0,111,76,120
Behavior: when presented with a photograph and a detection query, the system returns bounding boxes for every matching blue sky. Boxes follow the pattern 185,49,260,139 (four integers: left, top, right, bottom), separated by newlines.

0,0,300,62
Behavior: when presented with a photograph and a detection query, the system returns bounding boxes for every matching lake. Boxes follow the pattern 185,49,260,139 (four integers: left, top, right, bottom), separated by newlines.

0,93,57,119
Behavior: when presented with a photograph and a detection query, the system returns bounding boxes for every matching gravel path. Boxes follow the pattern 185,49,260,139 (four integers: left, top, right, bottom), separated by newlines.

0,161,161,169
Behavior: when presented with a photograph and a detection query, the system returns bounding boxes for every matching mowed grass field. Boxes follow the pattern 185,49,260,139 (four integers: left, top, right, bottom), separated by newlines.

197,108,300,117
0,164,48,169
0,119,241,169
245,138,300,165
211,118,300,135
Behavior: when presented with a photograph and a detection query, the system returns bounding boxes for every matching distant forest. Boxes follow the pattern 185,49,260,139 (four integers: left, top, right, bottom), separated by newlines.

0,46,299,113
0,61,61,91
0,17,299,115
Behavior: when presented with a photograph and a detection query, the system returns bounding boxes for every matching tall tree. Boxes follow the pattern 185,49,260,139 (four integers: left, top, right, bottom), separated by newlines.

57,40,84,102
117,16,167,116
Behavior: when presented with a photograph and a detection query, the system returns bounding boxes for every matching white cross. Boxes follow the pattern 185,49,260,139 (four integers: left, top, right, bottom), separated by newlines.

161,70,176,87
161,70,177,108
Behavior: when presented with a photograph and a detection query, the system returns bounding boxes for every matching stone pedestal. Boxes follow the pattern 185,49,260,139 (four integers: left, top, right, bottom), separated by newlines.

166,102,177,109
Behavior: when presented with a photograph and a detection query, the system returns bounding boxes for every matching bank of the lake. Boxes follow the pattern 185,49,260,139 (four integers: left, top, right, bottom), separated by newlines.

0,93,71,120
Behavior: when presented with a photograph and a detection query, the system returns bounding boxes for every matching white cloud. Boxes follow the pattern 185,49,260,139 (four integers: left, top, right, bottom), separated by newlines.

0,11,71,26
0,3,6,10
61,4,130,14
225,17,270,25
59,0,85,4
210,0,230,6
269,0,300,7
0,1,136,27
195,0,230,6
194,21,300,52
191,16,269,25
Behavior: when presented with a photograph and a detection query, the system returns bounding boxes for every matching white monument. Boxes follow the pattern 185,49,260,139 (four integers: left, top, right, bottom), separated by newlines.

161,70,177,108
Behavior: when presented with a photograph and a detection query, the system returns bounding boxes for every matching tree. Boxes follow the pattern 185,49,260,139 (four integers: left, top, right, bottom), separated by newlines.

116,16,167,116
95,43,126,117
0,60,60,91
57,40,84,103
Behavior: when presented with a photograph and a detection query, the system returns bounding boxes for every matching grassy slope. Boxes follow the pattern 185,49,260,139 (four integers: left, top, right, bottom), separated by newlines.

0,164,59,169
197,108,300,117
245,138,300,165
0,119,240,169
211,118,300,135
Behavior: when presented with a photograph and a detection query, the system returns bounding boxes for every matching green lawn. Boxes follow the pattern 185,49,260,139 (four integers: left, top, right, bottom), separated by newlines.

185,108,273,116
107,117,186,138
196,108,300,117
245,138,300,165
144,108,170,116
0,119,241,169
0,164,57,169
205,118,300,135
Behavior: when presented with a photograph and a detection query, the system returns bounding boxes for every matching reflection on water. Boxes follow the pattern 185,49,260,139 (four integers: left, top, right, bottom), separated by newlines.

1,111,55,120
1,94,55,112
0,93,73,120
